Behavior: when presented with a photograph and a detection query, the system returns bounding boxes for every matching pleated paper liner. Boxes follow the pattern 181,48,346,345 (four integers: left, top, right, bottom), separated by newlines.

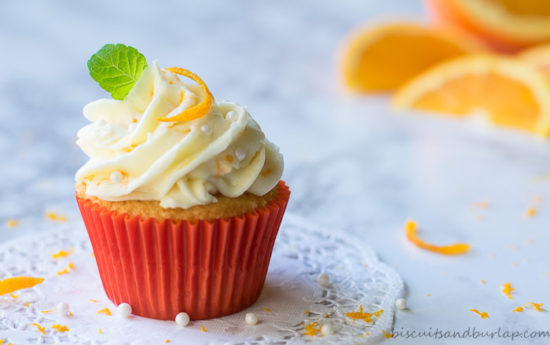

76,181,290,320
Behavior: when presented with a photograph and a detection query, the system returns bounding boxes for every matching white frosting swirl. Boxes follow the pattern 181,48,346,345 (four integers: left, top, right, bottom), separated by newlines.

76,61,283,209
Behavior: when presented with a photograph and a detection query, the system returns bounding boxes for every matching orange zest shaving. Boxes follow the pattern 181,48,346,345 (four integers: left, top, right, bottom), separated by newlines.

45,212,67,222
345,305,373,323
165,340,171,344
470,309,490,319
480,280,486,284
264,308,271,312
97,308,112,316
98,328,103,334
52,249,74,259
524,302,544,312
526,208,537,217
501,282,514,299
25,302,30,308
157,67,213,122
0,276,44,296
201,326,207,332
32,323,46,335
57,262,75,276
9,293,18,299
405,220,470,255
6,219,18,228
304,321,321,336
51,324,69,332
41,310,54,314
90,299,99,303
382,330,394,338
512,306,524,312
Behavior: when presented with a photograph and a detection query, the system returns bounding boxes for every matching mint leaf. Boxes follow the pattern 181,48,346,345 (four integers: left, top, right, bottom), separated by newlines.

87,44,148,100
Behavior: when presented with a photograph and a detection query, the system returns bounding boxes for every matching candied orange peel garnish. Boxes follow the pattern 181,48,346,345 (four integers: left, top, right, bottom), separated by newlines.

304,321,321,336
97,308,112,316
52,249,74,259
405,220,470,255
470,309,489,319
51,324,69,332
501,282,514,299
157,67,213,122
0,276,44,296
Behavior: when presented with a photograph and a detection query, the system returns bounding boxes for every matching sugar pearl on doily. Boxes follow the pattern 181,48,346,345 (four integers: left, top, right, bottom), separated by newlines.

321,322,334,336
56,302,70,316
226,111,236,120
317,273,330,287
395,298,407,310
201,124,211,134
116,303,132,318
110,171,123,183
245,312,258,325
175,312,190,327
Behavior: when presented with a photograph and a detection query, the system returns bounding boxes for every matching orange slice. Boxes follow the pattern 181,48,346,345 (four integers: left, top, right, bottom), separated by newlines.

405,220,470,255
157,67,213,122
425,0,550,52
393,54,550,135
0,276,44,296
518,44,550,77
341,22,482,92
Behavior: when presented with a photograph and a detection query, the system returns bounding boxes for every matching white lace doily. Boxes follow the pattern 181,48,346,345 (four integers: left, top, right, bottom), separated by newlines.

0,213,403,345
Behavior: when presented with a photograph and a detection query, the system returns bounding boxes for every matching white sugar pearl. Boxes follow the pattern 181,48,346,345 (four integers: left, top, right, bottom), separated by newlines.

116,303,132,318
245,312,258,325
396,298,407,310
317,273,330,287
128,122,137,132
321,322,334,336
57,302,70,316
201,124,211,134
175,312,190,327
110,171,123,183
235,148,246,161
226,111,236,120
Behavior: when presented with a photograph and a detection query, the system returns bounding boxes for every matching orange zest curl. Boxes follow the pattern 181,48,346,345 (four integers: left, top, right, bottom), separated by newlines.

501,282,514,299
51,324,69,332
405,220,470,255
32,323,46,335
470,309,489,319
97,308,112,316
157,67,213,122
345,305,373,323
304,321,321,336
0,276,44,296
524,302,544,312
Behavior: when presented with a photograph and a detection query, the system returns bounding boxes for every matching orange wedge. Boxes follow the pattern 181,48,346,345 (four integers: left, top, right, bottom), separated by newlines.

425,0,550,52
341,22,482,92
393,54,550,135
518,44,550,78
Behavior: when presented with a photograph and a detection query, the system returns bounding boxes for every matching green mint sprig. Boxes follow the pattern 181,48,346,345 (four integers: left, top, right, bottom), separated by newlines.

87,43,148,100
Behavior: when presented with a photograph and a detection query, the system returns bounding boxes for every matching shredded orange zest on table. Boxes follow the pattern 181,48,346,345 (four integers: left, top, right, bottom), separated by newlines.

525,302,544,312
32,322,46,335
57,262,75,275
201,326,207,332
512,306,523,312
165,340,171,344
52,249,74,259
9,293,18,299
480,280,486,284
25,302,30,308
90,299,99,303
0,276,44,296
98,328,103,334
45,212,67,222
404,220,470,255
382,330,394,338
51,324,69,332
97,308,112,316
345,305,373,323
0,339,4,345
373,309,384,317
41,310,54,314
264,308,271,312
501,283,514,299
304,321,321,336
157,67,213,122
6,219,18,228
304,309,309,315
526,208,537,217
470,309,489,319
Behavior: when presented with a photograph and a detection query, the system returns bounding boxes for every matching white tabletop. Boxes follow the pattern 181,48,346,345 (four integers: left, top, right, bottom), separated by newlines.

1,1,549,344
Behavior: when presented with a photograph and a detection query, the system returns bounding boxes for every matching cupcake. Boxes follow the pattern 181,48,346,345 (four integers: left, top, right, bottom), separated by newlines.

75,44,289,320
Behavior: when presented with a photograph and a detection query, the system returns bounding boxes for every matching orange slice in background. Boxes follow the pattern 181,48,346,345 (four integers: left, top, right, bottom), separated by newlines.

392,54,550,136
425,0,550,52
341,22,483,93
518,44,550,78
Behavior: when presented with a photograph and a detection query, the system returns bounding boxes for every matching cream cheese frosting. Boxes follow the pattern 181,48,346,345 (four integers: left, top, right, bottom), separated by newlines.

76,61,283,209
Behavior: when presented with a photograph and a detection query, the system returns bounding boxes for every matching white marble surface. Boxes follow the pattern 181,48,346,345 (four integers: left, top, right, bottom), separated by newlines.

1,0,550,344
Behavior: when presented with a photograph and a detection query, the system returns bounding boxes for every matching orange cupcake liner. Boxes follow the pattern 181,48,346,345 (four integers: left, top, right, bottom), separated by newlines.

76,181,290,320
